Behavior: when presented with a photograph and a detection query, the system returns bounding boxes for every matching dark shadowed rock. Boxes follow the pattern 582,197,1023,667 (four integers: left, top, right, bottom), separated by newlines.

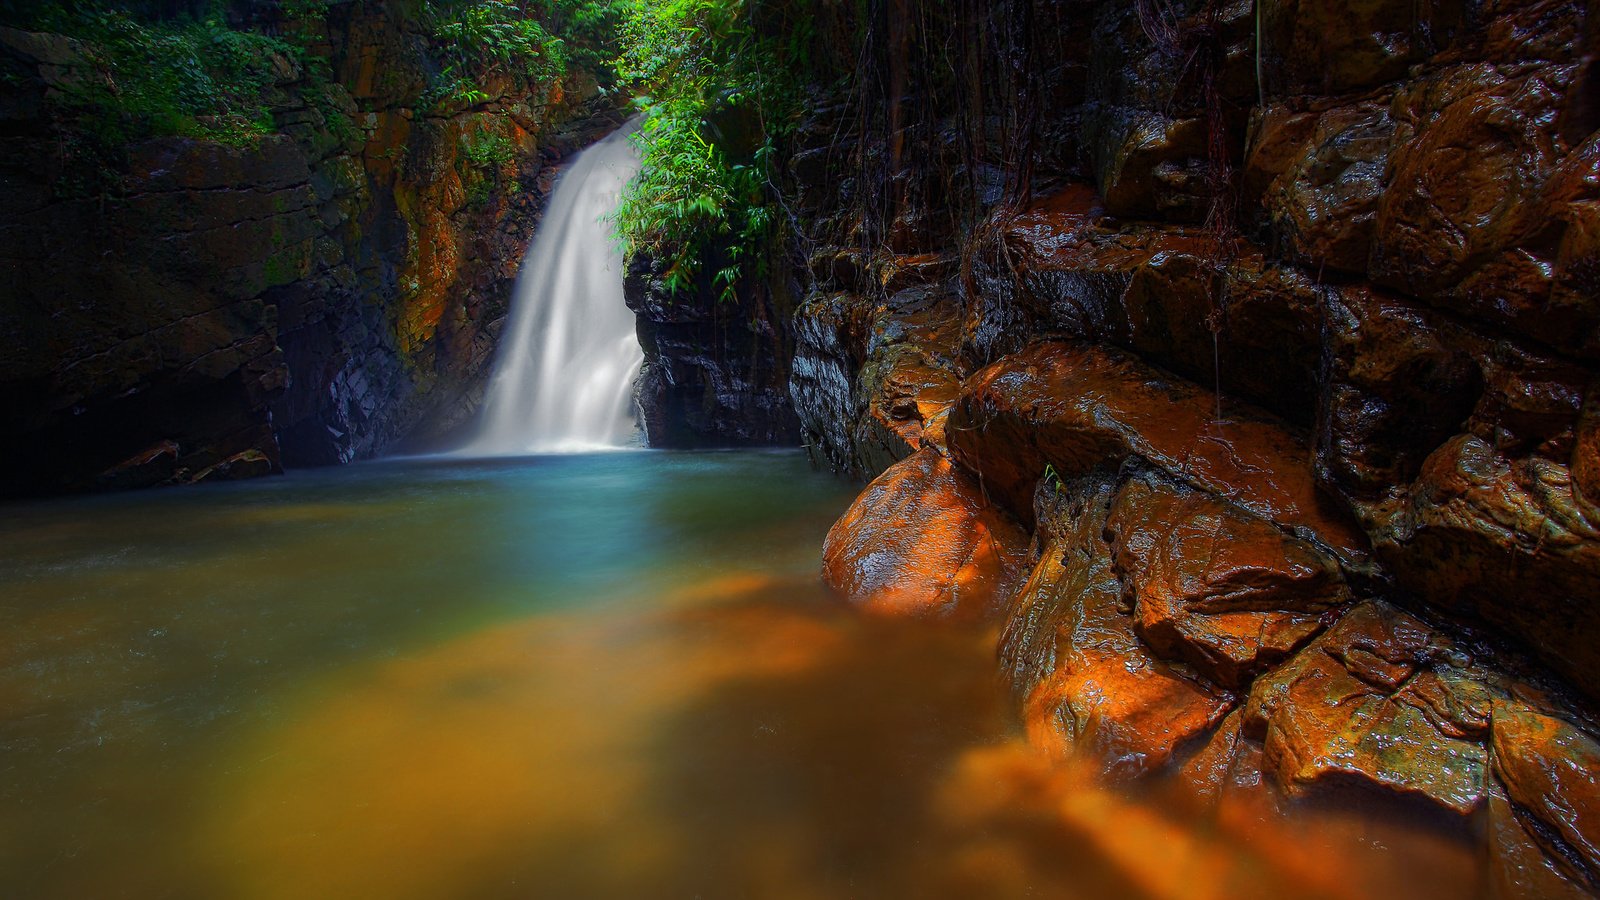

1362,433,1600,701
1372,65,1564,299
626,251,801,449
1261,101,1394,275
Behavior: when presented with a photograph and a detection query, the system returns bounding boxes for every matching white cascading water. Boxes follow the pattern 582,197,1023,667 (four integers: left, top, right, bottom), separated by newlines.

465,124,643,454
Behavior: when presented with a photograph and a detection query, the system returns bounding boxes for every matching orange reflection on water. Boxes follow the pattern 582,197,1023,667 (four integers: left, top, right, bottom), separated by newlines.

195,570,1481,900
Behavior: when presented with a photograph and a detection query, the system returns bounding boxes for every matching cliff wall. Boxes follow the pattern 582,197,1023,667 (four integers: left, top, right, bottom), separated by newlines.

801,1,1600,894
0,1,623,495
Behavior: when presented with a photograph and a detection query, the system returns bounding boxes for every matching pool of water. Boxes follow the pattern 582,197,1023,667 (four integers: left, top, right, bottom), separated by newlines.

0,451,1483,899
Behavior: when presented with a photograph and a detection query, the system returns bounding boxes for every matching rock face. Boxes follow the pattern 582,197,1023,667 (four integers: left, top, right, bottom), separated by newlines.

791,0,1600,893
0,7,624,496
624,250,800,448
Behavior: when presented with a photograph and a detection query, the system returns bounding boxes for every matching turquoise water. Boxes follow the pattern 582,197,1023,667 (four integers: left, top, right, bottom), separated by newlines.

0,451,1481,899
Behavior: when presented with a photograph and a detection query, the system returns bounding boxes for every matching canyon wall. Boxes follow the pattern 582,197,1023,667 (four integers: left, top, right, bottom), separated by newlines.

0,2,622,496
799,1,1600,895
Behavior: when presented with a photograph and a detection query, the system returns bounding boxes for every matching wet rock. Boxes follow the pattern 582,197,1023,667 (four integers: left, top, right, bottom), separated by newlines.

791,284,964,477
1262,101,1394,275
790,291,873,471
1317,287,1483,495
1241,104,1320,206
1489,700,1600,886
1258,0,1468,95
1002,474,1234,778
1243,602,1490,817
1106,473,1348,688
822,449,1029,621
969,193,1326,425
1129,250,1325,425
191,449,278,484
627,250,802,449
852,286,965,469
1177,709,1267,806
1487,785,1596,900
947,341,1371,568
1362,434,1600,700
964,184,1124,365
95,440,182,492
1372,66,1565,299
1484,132,1600,358
855,344,958,461
1095,113,1211,222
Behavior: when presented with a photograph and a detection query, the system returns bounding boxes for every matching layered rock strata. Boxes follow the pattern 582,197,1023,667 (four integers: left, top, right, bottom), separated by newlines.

802,0,1600,895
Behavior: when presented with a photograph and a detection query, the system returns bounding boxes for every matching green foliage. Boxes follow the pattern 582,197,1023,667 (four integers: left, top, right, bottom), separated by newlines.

1043,463,1065,494
527,0,628,74
608,0,803,303
423,0,567,111
40,6,294,146
462,131,518,170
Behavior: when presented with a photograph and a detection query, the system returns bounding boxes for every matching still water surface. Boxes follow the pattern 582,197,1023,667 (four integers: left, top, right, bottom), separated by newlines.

0,452,1481,899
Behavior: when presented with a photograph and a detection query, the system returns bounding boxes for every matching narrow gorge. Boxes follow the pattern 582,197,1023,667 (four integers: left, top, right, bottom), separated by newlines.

3,1,1600,897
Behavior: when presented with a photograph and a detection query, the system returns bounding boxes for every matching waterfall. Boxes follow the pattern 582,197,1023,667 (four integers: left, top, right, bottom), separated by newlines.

465,123,644,455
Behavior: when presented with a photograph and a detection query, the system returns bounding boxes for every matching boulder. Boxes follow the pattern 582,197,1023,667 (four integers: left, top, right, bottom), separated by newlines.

1372,66,1564,299
1003,474,1234,778
1261,101,1394,275
1316,287,1484,496
1490,700,1600,886
1177,709,1267,806
1258,0,1468,95
822,448,1029,621
1243,602,1490,817
947,341,1371,568
1487,785,1596,900
1106,473,1348,688
1363,434,1600,701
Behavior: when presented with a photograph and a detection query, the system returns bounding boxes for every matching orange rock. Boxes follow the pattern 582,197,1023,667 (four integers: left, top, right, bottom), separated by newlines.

853,286,966,467
1106,473,1347,687
948,341,1371,569
1001,475,1233,779
822,449,1029,621
1487,783,1598,899
858,345,960,455
1177,709,1267,807
1366,433,1600,702
1244,602,1489,817
1373,65,1563,298
1490,700,1600,884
